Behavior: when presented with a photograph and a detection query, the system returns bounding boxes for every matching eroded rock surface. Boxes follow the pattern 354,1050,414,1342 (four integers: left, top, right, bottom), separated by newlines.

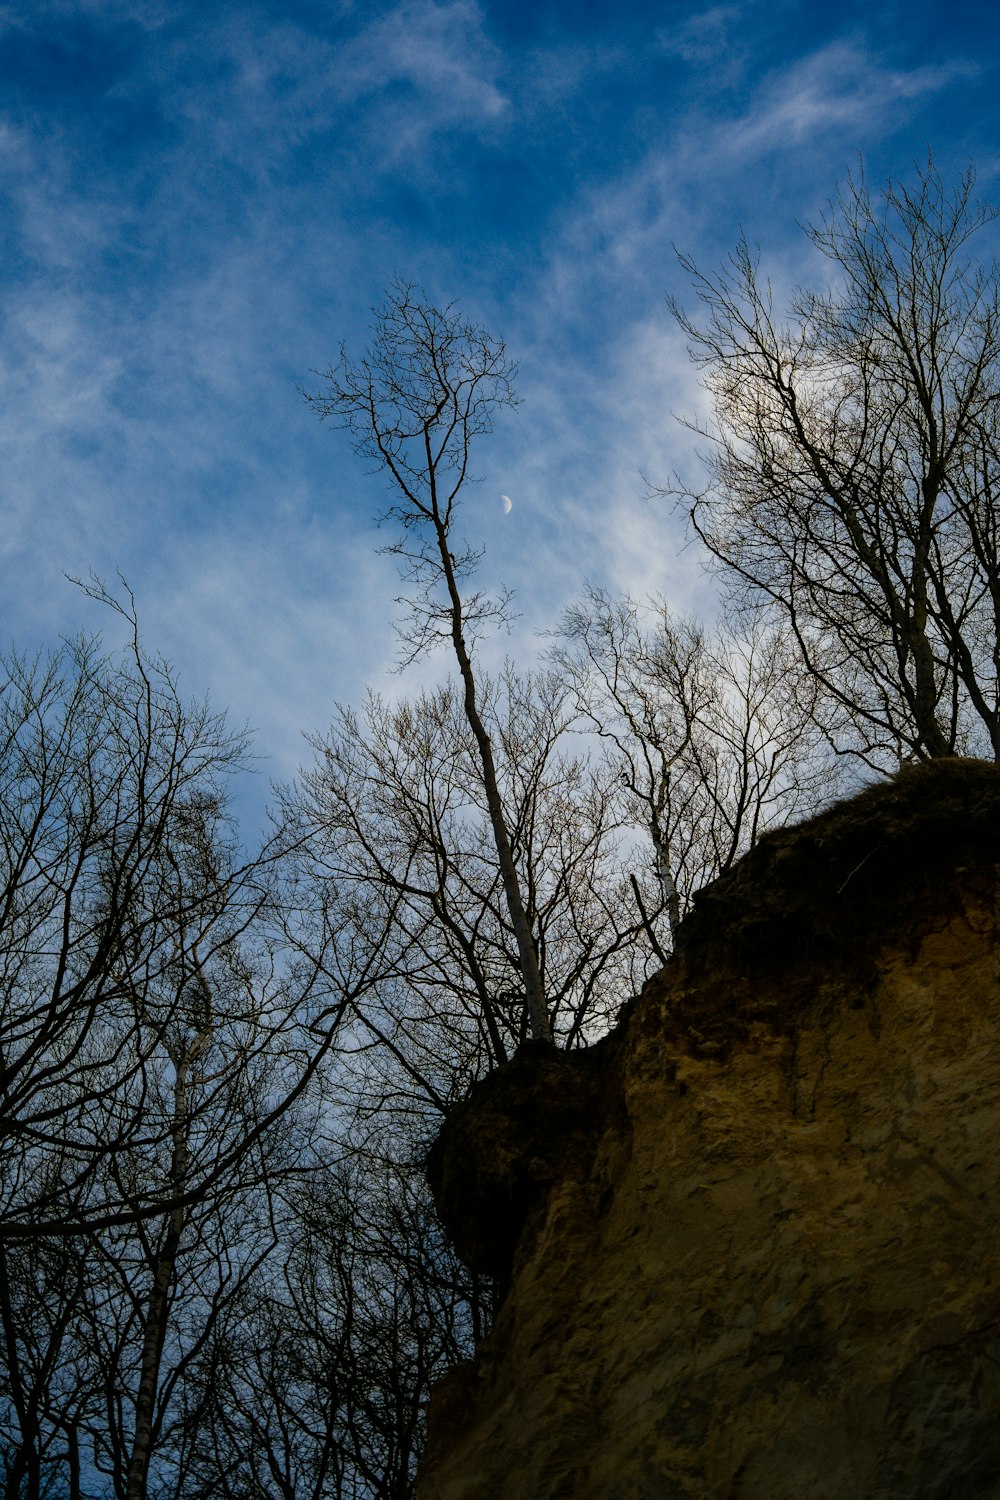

419,760,1000,1500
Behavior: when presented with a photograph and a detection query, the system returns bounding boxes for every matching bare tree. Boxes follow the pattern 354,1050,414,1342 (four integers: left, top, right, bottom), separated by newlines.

282,666,646,1108
0,1224,94,1497
242,661,662,1500
0,597,337,1247
304,284,553,1044
0,596,340,1499
175,1148,483,1500
669,159,1000,768
552,587,825,940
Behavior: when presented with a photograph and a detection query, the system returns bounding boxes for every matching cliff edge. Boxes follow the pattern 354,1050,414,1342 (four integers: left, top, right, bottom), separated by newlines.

419,759,1000,1500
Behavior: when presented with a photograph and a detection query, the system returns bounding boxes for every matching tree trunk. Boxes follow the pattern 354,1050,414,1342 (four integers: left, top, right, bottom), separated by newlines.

0,1240,42,1500
125,1018,209,1500
434,515,552,1045
125,1215,184,1500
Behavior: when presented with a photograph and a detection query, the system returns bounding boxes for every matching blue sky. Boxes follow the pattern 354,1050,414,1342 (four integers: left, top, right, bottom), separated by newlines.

0,0,995,830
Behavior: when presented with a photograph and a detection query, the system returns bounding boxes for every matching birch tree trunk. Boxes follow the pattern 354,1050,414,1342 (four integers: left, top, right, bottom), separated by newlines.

125,1014,211,1500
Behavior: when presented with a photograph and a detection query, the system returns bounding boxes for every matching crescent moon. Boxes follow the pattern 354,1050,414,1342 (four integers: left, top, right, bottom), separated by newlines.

501,494,512,513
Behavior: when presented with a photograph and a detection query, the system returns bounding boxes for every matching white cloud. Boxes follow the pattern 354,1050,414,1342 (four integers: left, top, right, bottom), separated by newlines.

457,35,983,641
0,4,990,839
334,0,509,159
136,1,510,184
732,43,978,155
656,4,742,66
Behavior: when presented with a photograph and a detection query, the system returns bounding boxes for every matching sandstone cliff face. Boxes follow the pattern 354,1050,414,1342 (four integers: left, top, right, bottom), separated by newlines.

420,760,1000,1500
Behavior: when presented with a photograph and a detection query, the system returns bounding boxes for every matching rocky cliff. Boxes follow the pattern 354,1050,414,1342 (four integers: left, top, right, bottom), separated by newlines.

419,759,1000,1500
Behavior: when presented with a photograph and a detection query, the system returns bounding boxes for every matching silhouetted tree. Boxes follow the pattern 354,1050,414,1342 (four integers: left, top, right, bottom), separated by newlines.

283,665,650,1095
304,284,552,1044
670,160,1000,768
0,593,339,1499
552,588,825,942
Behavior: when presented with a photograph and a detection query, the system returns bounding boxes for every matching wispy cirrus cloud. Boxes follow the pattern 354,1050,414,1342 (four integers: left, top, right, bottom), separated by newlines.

473,32,987,634
731,42,979,154
317,0,512,170
338,0,507,118
0,0,994,836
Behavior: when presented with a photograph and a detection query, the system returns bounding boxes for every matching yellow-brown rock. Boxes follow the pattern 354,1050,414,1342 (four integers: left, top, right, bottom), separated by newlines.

420,760,1000,1500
